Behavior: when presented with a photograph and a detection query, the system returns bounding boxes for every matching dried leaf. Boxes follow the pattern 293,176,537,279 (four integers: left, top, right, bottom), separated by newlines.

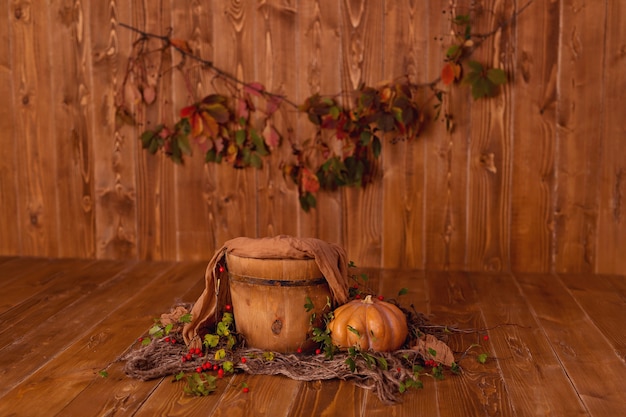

411,334,455,367
142,86,156,105
169,38,192,54
262,122,280,148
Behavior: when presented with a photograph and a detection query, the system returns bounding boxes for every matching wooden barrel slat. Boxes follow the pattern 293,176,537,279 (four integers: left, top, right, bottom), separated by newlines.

226,254,331,353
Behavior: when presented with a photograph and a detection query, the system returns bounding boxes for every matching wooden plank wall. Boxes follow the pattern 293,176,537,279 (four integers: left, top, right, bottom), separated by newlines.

0,0,624,274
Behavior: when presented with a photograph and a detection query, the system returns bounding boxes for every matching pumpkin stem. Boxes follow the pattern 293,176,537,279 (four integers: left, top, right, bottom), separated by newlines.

362,295,374,304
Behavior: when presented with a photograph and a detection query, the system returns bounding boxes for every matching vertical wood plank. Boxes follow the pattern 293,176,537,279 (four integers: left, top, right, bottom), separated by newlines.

255,0,300,238
554,0,606,273
340,0,385,267
424,2,470,271
595,0,626,275
465,0,515,272
170,0,217,261
90,0,138,259
510,0,558,273
210,0,259,245
49,0,96,258
380,1,427,269
9,0,60,257
0,1,20,255
132,0,176,261
294,0,344,245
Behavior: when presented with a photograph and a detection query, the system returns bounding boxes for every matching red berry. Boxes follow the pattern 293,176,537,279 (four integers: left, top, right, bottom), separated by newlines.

241,357,247,364
137,337,143,342
182,357,187,362
218,265,225,273
196,367,202,373
217,369,224,378
164,337,170,342
171,339,176,344
225,304,232,311
483,335,489,341
355,294,361,299
377,295,384,301
242,387,250,393
213,364,219,371
186,353,192,361
296,347,303,354
315,349,322,355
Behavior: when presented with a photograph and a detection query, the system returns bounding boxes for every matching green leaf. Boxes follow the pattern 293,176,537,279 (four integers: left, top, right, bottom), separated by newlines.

178,135,192,155
345,357,356,372
179,313,192,323
235,129,246,146
347,325,361,338
263,351,275,361
215,348,226,360
164,323,174,335
174,371,185,381
98,370,108,378
477,353,488,364
204,333,220,348
446,44,461,59
398,287,409,296
222,361,234,373
372,136,382,158
376,356,388,371
428,347,437,357
304,296,314,312
487,68,507,85
249,152,263,169
468,60,483,73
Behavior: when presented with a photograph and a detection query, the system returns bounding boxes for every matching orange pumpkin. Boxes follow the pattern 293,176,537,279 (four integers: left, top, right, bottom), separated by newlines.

327,295,408,352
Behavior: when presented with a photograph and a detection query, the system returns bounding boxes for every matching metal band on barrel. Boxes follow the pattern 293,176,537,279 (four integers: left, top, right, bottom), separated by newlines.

229,273,327,287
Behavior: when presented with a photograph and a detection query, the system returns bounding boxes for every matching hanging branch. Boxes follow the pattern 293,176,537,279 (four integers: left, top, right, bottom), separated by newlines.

116,1,534,212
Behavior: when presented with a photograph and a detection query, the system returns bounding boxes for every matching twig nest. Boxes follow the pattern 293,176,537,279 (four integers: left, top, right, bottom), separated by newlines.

328,295,409,352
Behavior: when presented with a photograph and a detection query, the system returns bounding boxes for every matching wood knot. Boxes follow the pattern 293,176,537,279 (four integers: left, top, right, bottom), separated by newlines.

14,7,22,20
271,319,283,335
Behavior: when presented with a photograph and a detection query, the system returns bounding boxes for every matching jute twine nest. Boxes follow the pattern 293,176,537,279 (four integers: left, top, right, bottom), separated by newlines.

123,304,455,404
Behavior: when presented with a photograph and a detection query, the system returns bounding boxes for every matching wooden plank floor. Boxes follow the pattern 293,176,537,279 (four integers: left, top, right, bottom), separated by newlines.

0,257,624,416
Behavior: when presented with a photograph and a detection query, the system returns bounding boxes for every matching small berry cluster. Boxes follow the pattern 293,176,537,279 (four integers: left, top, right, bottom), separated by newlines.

182,347,204,362
424,359,438,367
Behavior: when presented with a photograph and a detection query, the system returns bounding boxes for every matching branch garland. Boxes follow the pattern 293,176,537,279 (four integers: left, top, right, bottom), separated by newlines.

116,1,533,211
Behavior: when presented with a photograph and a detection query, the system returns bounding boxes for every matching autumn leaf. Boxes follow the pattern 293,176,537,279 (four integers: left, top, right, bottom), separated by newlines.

441,62,461,85
266,95,282,116
244,82,265,97
300,167,320,194
169,38,192,54
262,122,280,149
180,105,196,119
411,334,455,367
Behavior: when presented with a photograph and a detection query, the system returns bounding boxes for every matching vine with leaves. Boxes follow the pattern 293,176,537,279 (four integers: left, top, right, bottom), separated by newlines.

116,2,532,211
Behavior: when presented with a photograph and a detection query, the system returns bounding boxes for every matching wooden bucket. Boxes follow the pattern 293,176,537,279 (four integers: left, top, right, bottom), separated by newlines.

226,253,331,353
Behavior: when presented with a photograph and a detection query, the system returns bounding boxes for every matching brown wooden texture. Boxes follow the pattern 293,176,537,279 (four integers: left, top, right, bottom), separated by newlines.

0,1,625,277
595,0,626,275
554,0,606,274
465,0,515,272
424,2,470,272
509,0,558,273
0,2,19,255
2,258,624,416
294,0,343,245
